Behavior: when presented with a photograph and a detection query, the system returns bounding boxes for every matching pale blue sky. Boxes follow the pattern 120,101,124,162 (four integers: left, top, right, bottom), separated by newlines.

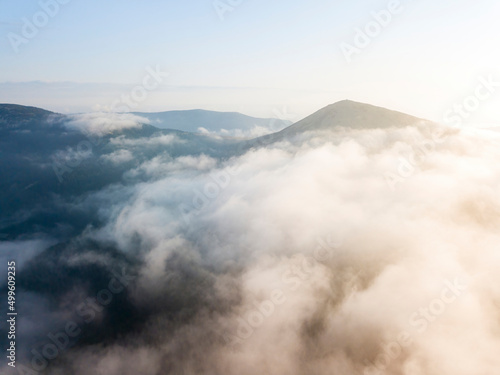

1,0,500,125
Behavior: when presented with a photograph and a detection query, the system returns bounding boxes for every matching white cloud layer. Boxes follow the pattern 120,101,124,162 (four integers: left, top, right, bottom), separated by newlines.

64,112,149,136
10,121,500,375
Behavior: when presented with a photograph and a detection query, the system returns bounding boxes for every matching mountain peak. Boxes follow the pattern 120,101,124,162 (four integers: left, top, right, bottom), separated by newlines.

277,100,427,137
240,100,432,150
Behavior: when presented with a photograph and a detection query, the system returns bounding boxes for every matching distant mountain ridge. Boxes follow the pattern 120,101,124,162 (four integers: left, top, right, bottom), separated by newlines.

0,100,430,136
0,104,291,135
132,109,292,134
